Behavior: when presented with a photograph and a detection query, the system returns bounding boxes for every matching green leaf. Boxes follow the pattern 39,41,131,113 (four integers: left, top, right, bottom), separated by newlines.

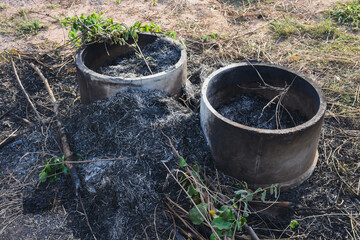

62,165,69,175
210,233,217,240
187,185,199,200
290,220,299,229
211,217,232,231
260,190,266,202
236,216,247,230
217,205,236,222
210,230,224,240
39,171,47,182
178,156,188,167
189,203,208,225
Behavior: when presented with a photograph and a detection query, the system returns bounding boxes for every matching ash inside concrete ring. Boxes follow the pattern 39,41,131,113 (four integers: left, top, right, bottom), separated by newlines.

97,39,181,78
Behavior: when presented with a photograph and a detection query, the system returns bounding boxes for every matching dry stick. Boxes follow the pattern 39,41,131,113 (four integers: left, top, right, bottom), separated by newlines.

153,205,160,240
30,63,81,196
10,58,46,126
35,157,125,169
79,194,98,240
165,202,205,240
30,62,97,239
0,109,10,120
162,162,221,240
244,224,260,240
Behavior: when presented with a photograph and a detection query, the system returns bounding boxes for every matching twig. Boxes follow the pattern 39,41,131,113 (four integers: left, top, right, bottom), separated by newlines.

0,128,24,150
35,157,126,169
0,109,10,120
162,162,221,240
154,205,160,240
79,194,98,240
30,62,81,196
165,202,206,240
130,39,153,75
244,224,260,240
10,57,46,126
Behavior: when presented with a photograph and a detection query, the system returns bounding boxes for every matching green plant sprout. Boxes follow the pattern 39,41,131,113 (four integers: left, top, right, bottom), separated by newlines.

39,153,82,182
39,154,68,182
290,220,299,229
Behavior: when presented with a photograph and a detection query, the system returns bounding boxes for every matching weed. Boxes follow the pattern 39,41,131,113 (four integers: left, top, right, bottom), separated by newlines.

16,9,28,18
0,9,46,36
270,18,340,40
17,19,44,35
45,4,59,9
202,33,220,41
39,154,68,182
329,0,360,29
61,12,165,47
0,5,7,10
290,220,299,229
269,18,299,38
173,157,278,239
144,0,157,5
39,153,82,182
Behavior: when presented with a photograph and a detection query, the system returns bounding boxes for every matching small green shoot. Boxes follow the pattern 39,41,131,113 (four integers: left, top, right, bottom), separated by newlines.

39,153,82,182
290,220,299,229
202,33,219,41
45,4,59,9
39,154,68,182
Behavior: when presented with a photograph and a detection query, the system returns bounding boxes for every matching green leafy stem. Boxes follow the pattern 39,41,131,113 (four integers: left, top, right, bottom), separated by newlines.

175,155,279,239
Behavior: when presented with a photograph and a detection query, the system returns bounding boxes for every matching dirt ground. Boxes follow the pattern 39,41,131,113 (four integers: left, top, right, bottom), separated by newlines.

1,0,359,239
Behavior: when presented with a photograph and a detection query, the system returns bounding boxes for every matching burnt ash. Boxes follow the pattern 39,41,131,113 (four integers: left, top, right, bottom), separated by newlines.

217,93,307,129
98,39,181,78
64,88,211,239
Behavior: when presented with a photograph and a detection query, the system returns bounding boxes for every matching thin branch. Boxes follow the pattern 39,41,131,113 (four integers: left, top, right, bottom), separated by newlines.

30,62,81,196
244,224,260,240
162,162,222,240
10,57,46,126
79,194,98,240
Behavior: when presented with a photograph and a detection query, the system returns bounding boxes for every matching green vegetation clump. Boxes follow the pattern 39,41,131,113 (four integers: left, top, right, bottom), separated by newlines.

39,155,68,182
329,0,360,29
18,19,43,34
269,18,299,38
270,18,341,39
174,157,278,240
0,8,45,36
61,12,177,47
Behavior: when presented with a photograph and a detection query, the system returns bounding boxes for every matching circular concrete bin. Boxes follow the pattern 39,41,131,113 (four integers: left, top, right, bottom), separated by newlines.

200,63,326,189
76,33,187,104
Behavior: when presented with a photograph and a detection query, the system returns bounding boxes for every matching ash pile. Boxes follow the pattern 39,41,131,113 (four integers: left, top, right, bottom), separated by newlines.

65,88,211,239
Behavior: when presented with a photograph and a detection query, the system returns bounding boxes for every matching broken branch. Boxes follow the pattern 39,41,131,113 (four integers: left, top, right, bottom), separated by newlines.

30,62,81,196
11,58,46,126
